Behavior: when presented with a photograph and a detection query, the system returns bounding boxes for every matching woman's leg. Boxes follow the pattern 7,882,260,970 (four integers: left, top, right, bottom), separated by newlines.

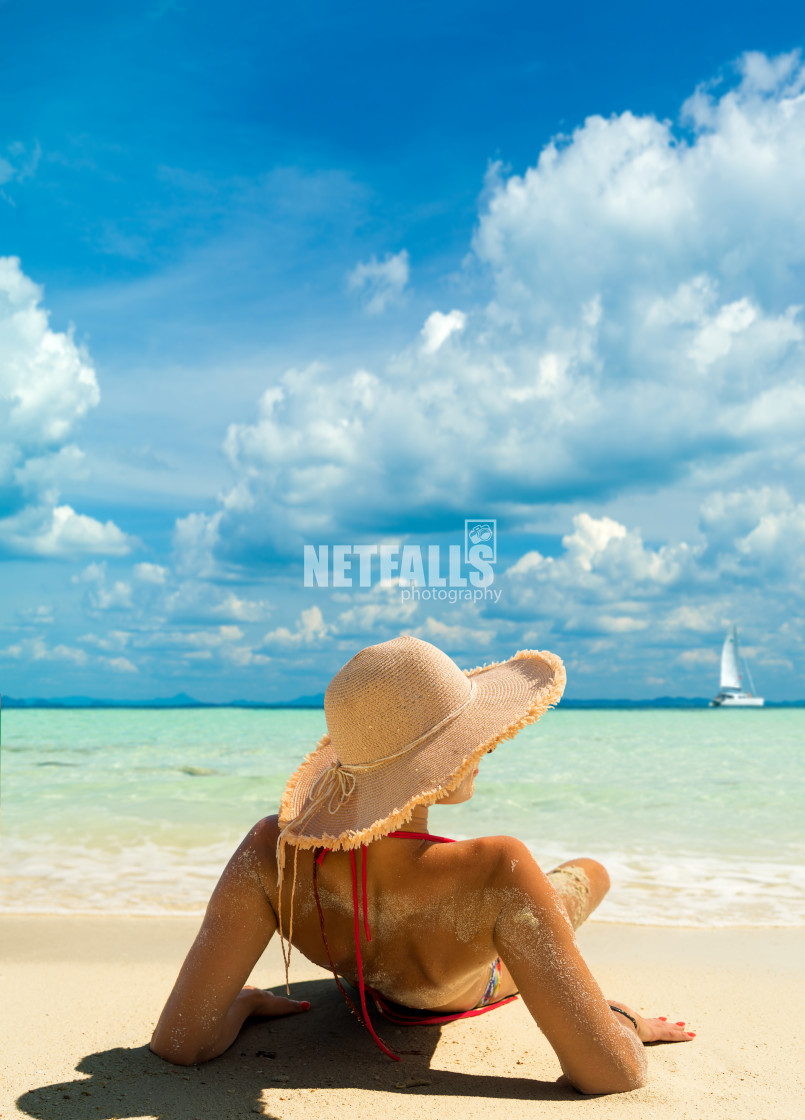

546,858,610,931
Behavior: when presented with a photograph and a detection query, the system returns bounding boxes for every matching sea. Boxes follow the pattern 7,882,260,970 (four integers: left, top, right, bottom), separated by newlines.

1,707,803,927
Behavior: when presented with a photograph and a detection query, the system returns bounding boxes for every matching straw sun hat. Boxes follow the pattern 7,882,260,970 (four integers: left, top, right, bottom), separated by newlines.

278,635,566,854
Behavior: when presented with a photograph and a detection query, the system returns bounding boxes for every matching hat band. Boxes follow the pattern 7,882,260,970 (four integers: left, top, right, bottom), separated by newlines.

341,679,477,772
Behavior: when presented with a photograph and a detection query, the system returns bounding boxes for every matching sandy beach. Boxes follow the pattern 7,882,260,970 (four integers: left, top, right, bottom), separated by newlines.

2,916,802,1120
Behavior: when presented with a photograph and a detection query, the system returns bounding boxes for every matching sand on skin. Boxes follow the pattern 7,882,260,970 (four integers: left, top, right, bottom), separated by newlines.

1,915,803,1120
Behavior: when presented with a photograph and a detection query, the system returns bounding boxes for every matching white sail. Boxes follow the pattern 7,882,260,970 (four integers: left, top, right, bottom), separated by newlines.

711,626,764,707
720,627,743,692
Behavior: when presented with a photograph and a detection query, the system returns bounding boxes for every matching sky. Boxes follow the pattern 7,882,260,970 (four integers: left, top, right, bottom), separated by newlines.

2,0,805,701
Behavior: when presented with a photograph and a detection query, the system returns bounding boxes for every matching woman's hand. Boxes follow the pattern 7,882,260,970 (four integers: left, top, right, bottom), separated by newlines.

608,999,695,1044
240,985,311,1019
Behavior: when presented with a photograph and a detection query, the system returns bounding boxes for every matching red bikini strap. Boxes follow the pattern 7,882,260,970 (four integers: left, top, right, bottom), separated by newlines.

349,848,399,1061
312,849,364,1027
360,845,371,941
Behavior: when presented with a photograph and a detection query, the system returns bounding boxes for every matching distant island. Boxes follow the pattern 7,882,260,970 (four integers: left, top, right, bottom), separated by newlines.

0,692,327,710
2,693,803,709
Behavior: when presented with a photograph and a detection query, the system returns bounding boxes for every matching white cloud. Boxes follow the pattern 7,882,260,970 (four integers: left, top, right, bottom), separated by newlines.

420,310,466,354
16,604,55,626
148,625,245,649
335,586,417,636
409,617,496,650
75,562,107,584
79,631,131,651
664,604,721,633
0,257,99,448
262,605,330,647
700,486,805,579
0,636,88,666
134,562,168,584
13,444,88,499
106,656,138,673
347,249,409,315
163,581,273,624
507,513,691,598
676,649,719,668
209,592,272,622
173,52,805,578
562,514,628,572
172,510,223,577
0,257,130,557
93,581,133,610
0,504,132,559
224,646,272,667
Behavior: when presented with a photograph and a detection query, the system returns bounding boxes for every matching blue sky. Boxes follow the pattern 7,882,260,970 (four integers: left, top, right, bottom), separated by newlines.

2,0,805,700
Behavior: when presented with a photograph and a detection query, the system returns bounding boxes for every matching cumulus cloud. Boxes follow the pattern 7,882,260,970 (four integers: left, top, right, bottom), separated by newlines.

409,616,496,649
420,309,467,354
0,258,99,449
74,559,274,631
262,605,330,648
106,656,138,673
163,582,273,624
171,51,805,586
495,482,805,694
334,585,417,638
347,249,409,314
507,513,691,604
0,504,131,559
0,257,130,557
0,636,89,666
134,562,168,584
173,511,223,577
701,485,805,579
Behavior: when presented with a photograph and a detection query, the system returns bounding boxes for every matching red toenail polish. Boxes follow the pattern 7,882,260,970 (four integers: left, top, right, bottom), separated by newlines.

688,1032,695,1037
675,1021,685,1026
658,1017,667,1021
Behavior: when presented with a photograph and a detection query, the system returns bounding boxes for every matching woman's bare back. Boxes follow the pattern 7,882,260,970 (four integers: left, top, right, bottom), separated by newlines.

260,816,509,1011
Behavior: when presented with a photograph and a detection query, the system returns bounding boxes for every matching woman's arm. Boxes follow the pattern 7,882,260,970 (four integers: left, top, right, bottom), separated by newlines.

492,839,649,1095
150,818,308,1065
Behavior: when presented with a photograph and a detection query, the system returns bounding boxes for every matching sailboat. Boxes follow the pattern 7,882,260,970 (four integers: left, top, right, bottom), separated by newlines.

710,626,764,707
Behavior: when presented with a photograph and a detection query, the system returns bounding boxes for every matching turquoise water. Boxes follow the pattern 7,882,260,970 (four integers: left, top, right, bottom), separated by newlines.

1,707,803,926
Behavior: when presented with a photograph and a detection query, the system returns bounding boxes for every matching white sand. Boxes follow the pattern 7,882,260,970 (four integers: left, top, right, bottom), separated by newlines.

1,915,803,1119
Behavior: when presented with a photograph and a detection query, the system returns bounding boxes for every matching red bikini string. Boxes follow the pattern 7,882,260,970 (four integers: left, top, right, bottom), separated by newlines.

360,845,371,942
312,849,364,1028
349,848,399,1061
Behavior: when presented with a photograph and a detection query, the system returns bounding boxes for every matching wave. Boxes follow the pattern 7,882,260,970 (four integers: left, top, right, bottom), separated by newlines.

2,836,803,928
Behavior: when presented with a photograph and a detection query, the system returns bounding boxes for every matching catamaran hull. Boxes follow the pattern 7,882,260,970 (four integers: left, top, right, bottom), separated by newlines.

710,694,764,708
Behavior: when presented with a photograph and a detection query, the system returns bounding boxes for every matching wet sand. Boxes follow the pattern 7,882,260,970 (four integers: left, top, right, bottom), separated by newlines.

1,915,803,1119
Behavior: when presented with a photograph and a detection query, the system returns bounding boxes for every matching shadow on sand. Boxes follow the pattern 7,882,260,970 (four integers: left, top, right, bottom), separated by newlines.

16,979,580,1119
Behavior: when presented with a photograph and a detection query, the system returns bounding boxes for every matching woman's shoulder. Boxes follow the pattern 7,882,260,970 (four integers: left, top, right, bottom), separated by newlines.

426,833,546,895
250,814,281,846
237,816,281,882
451,833,536,865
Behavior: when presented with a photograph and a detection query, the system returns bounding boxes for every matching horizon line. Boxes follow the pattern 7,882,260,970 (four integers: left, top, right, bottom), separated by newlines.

2,694,803,710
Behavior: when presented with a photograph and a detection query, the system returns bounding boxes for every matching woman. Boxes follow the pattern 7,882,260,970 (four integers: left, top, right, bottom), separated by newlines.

151,636,693,1093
